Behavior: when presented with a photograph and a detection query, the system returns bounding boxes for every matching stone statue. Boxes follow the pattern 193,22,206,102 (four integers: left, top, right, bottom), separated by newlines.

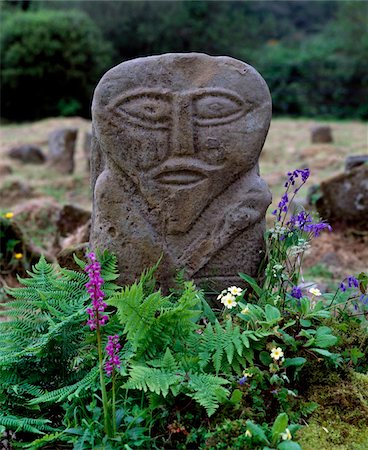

90,53,272,293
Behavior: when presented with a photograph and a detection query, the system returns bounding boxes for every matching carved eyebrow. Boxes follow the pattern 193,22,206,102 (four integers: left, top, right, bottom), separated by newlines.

190,88,246,105
109,88,173,107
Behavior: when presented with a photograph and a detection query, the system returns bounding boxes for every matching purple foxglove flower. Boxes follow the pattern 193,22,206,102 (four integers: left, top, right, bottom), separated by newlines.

85,252,108,330
105,335,121,376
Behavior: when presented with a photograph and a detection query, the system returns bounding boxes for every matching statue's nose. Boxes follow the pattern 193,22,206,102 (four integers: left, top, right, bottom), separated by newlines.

170,97,195,156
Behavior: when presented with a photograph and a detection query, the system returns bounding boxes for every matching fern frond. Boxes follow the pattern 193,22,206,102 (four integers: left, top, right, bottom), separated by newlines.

186,372,229,416
125,364,180,397
0,414,54,434
28,366,99,405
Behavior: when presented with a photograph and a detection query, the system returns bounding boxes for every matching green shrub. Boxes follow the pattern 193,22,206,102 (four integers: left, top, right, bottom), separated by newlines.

0,9,112,121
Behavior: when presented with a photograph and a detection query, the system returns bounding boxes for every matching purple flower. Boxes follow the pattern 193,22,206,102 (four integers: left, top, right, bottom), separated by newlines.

105,335,121,376
273,168,310,222
291,286,303,299
360,294,368,305
303,221,332,237
239,375,247,385
348,276,359,289
339,275,359,292
85,252,108,330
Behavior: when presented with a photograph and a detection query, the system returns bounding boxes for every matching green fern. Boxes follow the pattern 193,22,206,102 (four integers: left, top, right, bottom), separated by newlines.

0,415,54,434
0,252,119,434
198,319,264,375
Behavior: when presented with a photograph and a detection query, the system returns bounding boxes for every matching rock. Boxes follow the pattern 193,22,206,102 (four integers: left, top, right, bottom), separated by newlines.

316,165,368,229
90,53,272,294
56,204,91,237
57,243,89,271
345,155,368,172
0,164,13,176
7,145,45,164
48,128,78,174
311,126,333,144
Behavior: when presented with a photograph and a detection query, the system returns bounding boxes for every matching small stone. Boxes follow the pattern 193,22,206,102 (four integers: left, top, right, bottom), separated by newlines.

48,128,78,174
7,145,45,164
311,126,333,144
345,155,368,172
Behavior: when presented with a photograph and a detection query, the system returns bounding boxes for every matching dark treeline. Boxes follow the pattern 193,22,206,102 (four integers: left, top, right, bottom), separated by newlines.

1,0,367,121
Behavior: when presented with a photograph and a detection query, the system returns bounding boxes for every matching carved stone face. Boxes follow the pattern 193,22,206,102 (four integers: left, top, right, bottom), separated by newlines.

92,54,271,233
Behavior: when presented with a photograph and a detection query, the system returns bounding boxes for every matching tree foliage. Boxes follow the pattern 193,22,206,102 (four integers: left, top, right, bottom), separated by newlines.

0,9,112,120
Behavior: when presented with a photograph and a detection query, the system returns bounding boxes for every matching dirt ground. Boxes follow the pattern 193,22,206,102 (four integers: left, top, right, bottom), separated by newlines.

0,117,367,292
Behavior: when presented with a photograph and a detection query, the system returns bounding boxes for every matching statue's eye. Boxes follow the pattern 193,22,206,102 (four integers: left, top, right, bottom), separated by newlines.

114,93,172,129
193,92,245,126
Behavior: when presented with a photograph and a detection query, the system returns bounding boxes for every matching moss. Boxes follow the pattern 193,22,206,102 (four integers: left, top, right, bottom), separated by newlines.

298,372,368,449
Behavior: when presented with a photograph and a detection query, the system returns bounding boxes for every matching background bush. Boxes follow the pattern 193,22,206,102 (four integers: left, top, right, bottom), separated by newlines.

0,9,113,120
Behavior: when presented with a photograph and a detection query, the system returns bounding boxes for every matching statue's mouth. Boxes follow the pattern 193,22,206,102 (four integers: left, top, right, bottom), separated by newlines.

154,169,206,186
151,159,219,188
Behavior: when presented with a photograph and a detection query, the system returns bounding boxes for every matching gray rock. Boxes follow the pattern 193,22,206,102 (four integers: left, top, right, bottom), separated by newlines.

48,128,78,174
8,145,45,164
345,155,368,172
311,126,333,144
316,165,368,229
90,53,272,293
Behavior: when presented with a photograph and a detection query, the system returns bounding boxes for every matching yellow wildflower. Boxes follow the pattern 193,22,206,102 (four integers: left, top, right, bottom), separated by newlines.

14,253,23,260
221,293,237,309
4,212,14,219
228,286,243,296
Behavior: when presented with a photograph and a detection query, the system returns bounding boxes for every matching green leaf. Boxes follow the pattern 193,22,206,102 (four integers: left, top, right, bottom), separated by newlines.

265,304,281,323
314,326,337,348
310,348,335,357
260,351,272,366
239,272,262,297
278,441,302,450
300,319,311,327
229,389,243,405
246,420,270,445
272,413,288,443
283,357,307,368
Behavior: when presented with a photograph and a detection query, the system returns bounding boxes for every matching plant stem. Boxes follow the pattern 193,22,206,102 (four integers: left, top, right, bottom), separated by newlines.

112,369,116,436
96,321,112,437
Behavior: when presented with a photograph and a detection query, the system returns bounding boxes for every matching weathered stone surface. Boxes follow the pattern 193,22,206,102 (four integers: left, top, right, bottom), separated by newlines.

90,53,272,292
316,165,368,229
48,128,78,174
8,145,45,164
345,155,368,172
311,125,333,144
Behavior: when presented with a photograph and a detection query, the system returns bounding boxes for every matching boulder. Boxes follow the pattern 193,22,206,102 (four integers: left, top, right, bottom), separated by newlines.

311,126,333,144
48,128,78,174
316,165,368,229
7,145,45,164
345,155,368,172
